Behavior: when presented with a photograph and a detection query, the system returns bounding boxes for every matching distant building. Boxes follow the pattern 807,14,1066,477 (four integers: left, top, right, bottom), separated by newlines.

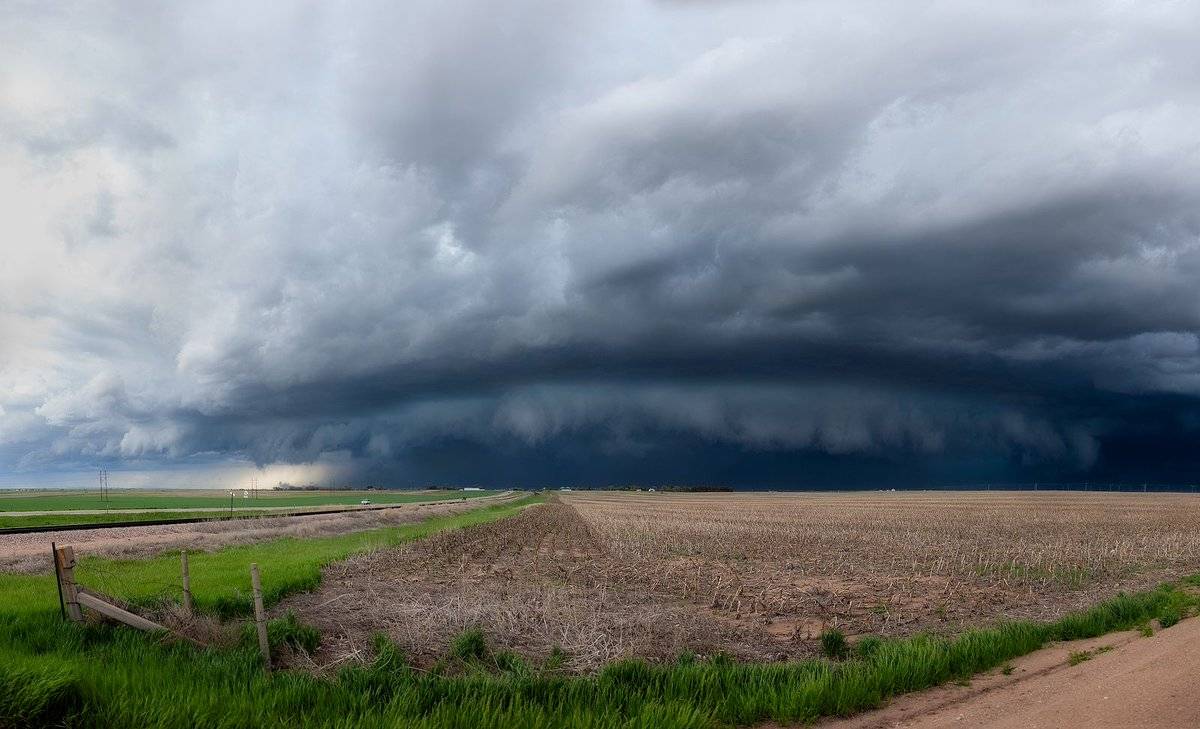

462,487,482,491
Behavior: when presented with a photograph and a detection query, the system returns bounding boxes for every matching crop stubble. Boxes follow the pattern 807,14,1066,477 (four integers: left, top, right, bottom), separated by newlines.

283,491,1200,672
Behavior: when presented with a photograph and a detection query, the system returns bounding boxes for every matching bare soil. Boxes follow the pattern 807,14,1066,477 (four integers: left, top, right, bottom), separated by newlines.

281,491,1200,673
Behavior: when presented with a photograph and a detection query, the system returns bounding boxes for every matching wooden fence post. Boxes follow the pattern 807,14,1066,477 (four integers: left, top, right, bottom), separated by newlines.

180,551,193,616
52,541,66,621
55,546,84,623
49,544,194,642
250,563,270,670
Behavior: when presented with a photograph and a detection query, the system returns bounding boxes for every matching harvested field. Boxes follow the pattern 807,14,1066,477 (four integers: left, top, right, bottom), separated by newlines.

283,491,1200,673
0,492,518,574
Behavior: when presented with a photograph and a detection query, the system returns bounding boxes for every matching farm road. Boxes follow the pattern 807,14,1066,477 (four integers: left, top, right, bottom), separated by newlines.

825,617,1200,728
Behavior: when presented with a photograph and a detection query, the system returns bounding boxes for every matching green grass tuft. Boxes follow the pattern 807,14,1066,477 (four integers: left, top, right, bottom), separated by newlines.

449,628,490,662
543,645,568,673
261,611,321,654
854,636,883,659
820,629,849,660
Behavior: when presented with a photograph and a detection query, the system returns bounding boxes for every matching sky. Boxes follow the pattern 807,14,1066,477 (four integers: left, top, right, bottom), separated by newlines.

2,1,1199,490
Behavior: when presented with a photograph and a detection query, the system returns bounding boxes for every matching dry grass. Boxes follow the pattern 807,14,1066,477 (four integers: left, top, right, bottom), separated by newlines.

283,491,1200,673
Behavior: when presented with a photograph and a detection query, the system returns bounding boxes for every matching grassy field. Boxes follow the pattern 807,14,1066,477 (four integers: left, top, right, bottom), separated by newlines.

0,488,495,514
2,491,1199,728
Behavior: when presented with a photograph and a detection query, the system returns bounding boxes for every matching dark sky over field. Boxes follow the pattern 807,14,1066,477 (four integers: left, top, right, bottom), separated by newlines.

2,2,1199,489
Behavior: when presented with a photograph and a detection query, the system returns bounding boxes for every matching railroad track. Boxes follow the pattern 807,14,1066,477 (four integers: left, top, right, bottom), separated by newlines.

0,492,515,535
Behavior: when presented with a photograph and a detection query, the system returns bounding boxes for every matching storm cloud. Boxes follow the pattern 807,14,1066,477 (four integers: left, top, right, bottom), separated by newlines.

2,0,1199,488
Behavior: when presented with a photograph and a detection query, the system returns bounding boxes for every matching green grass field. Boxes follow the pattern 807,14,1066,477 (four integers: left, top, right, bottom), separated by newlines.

0,488,495,514
1,495,1197,728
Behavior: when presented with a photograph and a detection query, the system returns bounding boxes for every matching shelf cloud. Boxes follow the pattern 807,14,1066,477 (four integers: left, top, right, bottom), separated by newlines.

3,1,1199,487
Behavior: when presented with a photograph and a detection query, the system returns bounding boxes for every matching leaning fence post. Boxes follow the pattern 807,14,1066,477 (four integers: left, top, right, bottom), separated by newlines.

55,546,84,623
51,541,66,621
250,563,271,670
181,551,193,616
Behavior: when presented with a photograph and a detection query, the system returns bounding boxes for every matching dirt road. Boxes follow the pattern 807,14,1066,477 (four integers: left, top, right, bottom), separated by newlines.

827,617,1200,729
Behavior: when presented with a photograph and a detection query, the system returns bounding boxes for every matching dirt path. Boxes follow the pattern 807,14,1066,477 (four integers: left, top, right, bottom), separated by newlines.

824,617,1200,729
0,492,519,574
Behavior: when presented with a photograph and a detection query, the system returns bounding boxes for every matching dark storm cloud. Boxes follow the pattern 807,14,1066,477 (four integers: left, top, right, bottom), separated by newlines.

2,0,1199,487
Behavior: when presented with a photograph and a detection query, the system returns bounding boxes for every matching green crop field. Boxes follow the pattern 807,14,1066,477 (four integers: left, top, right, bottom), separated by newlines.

0,488,495,514
1,494,1197,729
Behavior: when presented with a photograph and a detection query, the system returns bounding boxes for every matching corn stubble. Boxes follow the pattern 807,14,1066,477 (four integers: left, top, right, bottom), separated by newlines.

286,490,1200,672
